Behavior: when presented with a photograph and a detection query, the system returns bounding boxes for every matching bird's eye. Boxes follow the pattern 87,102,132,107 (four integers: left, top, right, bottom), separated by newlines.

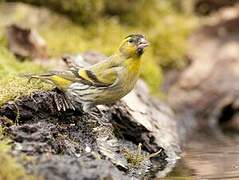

128,39,133,43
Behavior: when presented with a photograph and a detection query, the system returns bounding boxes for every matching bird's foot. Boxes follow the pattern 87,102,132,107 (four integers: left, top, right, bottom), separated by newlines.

53,89,76,111
85,107,111,127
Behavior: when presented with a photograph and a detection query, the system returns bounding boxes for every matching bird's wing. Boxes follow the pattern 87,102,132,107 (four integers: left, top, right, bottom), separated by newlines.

75,64,119,87
68,54,122,87
43,65,119,88
27,56,121,88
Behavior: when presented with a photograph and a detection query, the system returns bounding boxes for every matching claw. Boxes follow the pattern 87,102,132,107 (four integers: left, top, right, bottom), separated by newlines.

53,90,76,112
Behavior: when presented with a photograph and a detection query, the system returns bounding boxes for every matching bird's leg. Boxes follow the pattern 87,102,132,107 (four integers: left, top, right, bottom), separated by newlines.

82,104,109,126
92,106,111,127
82,103,99,119
93,106,105,118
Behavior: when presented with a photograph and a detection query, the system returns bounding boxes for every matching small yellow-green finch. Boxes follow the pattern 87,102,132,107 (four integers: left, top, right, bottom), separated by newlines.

28,34,149,112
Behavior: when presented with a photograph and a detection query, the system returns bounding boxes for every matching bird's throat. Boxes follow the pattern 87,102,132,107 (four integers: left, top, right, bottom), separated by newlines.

124,57,141,74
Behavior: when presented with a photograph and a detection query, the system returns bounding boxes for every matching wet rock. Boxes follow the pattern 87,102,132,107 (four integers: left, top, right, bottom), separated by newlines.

29,155,129,180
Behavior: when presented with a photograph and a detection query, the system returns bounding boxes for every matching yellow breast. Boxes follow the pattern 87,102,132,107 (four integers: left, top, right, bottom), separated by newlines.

122,57,141,91
124,57,141,74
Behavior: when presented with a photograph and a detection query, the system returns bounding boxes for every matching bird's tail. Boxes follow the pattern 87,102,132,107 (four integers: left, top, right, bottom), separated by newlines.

21,73,57,85
22,73,76,111
21,71,72,90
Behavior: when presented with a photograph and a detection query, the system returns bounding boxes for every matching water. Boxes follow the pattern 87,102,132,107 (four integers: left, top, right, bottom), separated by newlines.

167,130,239,179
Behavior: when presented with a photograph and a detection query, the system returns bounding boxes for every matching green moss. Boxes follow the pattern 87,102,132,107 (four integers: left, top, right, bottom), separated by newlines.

38,18,164,93
0,126,35,180
0,1,196,94
150,18,194,68
122,143,145,168
34,1,195,92
140,49,163,93
7,0,105,24
38,18,125,56
120,0,196,68
0,46,52,106
122,143,162,168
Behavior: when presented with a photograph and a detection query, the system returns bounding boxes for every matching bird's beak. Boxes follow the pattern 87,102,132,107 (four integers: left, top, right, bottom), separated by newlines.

138,38,149,49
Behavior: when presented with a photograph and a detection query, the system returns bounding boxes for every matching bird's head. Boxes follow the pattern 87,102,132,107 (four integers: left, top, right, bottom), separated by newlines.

119,34,149,58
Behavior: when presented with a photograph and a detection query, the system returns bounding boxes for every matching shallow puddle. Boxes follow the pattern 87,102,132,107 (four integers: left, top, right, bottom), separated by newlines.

167,130,239,179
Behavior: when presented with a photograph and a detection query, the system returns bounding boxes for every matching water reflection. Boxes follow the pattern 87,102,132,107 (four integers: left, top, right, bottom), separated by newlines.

167,129,239,179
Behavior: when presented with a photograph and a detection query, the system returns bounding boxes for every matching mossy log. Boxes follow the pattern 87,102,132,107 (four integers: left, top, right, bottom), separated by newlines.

0,78,180,179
